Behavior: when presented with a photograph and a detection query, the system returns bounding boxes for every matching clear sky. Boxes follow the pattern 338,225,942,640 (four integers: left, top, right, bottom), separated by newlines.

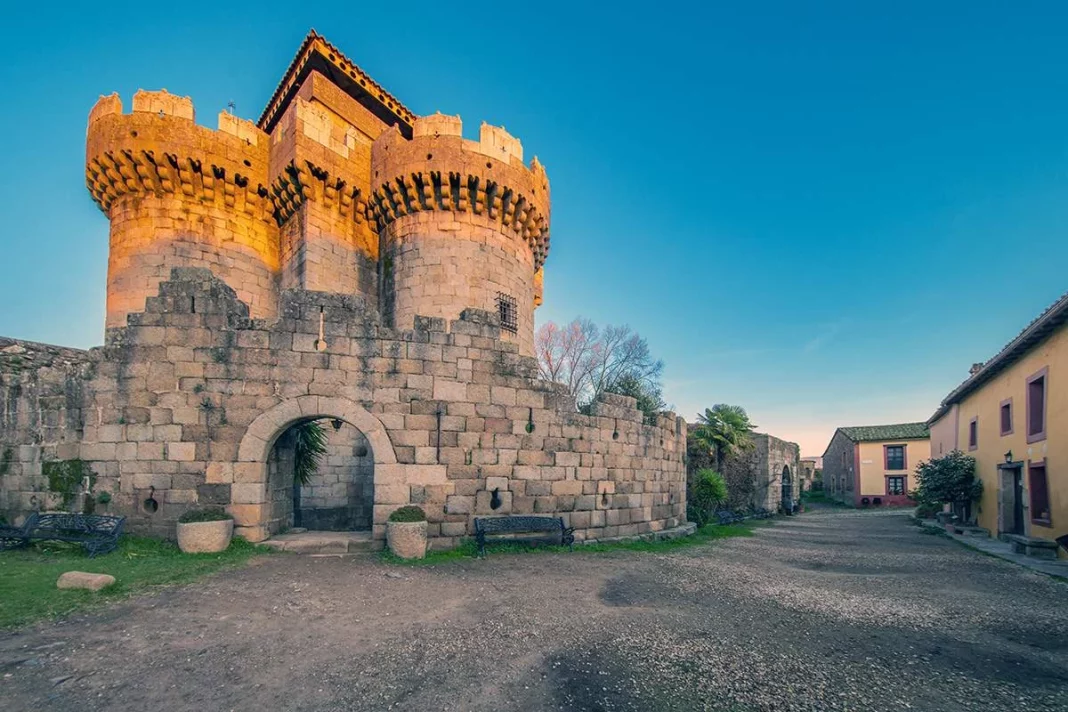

1,2,1066,457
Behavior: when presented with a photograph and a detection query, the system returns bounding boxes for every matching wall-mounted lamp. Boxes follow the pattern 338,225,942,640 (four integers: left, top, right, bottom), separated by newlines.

331,418,343,432
1004,450,1013,464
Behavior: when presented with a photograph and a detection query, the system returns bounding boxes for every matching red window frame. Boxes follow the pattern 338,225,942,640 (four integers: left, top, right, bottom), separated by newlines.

999,398,1013,436
885,475,906,496
1028,459,1051,527
883,444,907,471
1026,367,1048,444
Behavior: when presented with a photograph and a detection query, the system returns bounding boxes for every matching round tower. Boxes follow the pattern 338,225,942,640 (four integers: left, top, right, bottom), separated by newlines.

370,114,550,355
86,90,279,329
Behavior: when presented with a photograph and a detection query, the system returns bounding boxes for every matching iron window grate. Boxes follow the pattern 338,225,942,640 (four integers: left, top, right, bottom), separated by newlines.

497,292,518,333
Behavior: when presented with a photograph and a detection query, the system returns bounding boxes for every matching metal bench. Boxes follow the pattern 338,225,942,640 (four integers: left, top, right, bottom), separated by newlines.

715,509,745,525
9,512,126,558
474,516,574,557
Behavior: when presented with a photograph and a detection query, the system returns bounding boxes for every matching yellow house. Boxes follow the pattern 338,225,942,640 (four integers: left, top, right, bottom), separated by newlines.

821,423,930,507
928,292,1067,553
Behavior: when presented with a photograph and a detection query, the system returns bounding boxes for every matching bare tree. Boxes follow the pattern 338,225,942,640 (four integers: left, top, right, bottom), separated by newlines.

535,318,664,408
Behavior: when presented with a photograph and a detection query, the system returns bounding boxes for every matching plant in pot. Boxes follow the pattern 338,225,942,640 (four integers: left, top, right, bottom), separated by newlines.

386,505,427,560
177,507,234,554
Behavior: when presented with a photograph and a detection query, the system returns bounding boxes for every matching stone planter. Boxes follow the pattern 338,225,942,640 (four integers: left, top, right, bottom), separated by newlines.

386,520,427,559
177,518,234,554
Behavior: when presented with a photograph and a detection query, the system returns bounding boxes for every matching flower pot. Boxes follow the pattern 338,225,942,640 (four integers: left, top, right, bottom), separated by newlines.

386,520,427,559
177,518,234,554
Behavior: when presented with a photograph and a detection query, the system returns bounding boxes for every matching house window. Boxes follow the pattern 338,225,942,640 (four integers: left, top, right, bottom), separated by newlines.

886,476,906,496
968,417,978,451
496,292,518,334
1027,368,1048,443
884,445,906,471
1000,399,1013,436
1029,460,1051,526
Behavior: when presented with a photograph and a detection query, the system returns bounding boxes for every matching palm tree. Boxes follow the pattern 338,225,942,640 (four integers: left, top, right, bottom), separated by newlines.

692,404,757,470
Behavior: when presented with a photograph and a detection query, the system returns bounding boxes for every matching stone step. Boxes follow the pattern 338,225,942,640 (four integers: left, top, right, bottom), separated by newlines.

260,530,376,555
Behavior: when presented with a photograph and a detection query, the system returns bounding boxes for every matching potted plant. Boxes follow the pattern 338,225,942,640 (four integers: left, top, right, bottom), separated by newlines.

177,507,234,554
386,505,427,559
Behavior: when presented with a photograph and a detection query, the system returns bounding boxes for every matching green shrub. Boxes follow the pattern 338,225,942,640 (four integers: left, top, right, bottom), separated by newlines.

388,505,426,523
178,507,233,524
688,469,728,527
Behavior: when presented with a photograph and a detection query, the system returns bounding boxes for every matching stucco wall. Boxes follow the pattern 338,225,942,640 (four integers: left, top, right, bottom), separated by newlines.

856,439,929,505
929,404,959,458
942,324,1067,548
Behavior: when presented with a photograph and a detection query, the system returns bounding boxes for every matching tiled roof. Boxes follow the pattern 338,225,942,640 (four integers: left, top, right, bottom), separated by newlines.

257,30,415,135
838,423,930,442
929,291,1068,424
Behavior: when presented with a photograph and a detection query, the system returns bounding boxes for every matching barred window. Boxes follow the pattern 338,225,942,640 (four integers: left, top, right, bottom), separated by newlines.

497,292,518,333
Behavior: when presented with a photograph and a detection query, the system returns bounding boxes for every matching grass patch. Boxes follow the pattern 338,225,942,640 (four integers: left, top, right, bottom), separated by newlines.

380,520,772,566
0,535,265,629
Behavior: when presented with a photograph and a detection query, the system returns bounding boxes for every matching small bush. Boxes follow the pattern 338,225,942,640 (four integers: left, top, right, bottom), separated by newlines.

178,507,233,524
688,469,728,527
388,505,427,523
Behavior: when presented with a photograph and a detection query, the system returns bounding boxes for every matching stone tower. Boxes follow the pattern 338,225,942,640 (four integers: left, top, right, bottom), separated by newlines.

371,114,550,355
84,32,550,355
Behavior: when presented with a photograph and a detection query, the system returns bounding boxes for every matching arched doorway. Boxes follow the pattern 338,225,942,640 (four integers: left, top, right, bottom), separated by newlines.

267,419,374,532
781,465,793,511
234,396,399,541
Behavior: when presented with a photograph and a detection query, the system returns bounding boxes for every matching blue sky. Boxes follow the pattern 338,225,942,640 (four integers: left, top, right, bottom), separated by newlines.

1,2,1066,456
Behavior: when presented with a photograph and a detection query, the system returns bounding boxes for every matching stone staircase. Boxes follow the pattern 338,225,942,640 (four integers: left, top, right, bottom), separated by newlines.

260,530,376,555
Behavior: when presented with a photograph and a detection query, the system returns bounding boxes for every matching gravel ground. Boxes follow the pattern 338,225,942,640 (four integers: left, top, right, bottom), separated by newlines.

2,510,1067,711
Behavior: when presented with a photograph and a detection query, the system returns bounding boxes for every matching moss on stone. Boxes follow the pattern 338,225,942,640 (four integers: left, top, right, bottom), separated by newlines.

42,458,94,510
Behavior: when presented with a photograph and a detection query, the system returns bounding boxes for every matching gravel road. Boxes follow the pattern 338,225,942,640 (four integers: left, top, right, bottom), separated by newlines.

3,510,1066,711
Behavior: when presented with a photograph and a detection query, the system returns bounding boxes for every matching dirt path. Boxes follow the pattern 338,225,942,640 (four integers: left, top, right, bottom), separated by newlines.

3,512,1067,711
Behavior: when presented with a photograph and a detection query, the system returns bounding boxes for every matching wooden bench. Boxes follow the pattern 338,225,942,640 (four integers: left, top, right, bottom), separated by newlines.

1005,533,1059,560
474,516,574,557
7,513,126,558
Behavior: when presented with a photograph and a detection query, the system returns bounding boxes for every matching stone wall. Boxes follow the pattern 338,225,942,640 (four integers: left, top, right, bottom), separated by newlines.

720,433,801,512
822,430,856,504
0,338,94,520
0,270,687,549
293,421,374,530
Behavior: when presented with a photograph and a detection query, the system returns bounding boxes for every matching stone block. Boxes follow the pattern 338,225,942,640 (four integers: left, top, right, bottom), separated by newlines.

476,488,513,514
228,504,266,527
205,462,233,484
445,494,474,514
231,483,266,504
167,442,196,462
486,476,510,492
551,480,583,496
57,572,116,591
374,484,410,504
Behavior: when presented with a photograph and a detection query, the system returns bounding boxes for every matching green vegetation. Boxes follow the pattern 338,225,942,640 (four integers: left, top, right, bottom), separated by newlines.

603,373,667,425
691,404,757,470
687,469,728,526
379,520,770,566
42,458,94,510
913,450,981,521
0,446,13,475
293,420,328,486
0,536,265,629
177,507,233,524
387,505,427,523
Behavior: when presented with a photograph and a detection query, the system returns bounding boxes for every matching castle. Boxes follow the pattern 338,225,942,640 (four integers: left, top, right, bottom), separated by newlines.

0,33,687,548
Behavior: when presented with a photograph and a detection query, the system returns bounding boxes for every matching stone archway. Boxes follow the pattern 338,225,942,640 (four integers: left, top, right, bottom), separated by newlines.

781,465,793,512
232,396,397,541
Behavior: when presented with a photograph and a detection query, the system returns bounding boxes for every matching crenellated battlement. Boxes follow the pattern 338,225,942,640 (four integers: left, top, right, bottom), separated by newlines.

370,114,551,269
85,91,271,219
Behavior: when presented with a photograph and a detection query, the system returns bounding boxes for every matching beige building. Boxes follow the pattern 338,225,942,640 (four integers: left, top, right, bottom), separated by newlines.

821,424,930,506
929,292,1067,552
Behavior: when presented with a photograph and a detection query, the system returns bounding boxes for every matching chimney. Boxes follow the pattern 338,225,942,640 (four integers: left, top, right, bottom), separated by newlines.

969,362,984,376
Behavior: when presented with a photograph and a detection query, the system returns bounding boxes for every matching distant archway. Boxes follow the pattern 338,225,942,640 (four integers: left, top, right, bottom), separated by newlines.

781,465,793,511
